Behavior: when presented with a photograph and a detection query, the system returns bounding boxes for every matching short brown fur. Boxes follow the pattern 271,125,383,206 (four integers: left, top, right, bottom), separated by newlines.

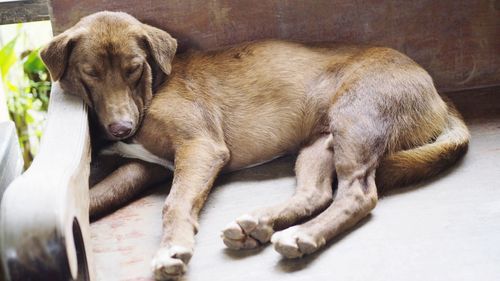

41,12,469,280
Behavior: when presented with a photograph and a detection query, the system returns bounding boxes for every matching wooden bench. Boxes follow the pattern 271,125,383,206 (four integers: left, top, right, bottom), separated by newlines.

1,1,499,280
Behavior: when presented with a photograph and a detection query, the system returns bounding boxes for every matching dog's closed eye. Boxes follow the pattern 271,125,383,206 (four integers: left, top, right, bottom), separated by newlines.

82,65,100,79
125,64,142,77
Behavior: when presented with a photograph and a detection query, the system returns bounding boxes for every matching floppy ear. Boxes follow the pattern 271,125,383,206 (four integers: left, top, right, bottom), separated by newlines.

142,24,177,75
40,29,82,81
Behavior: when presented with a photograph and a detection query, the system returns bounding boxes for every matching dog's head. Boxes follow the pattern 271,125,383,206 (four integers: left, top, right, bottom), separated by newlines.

40,11,177,140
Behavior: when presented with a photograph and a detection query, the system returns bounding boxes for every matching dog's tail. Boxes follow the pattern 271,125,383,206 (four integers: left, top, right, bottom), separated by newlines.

376,102,470,191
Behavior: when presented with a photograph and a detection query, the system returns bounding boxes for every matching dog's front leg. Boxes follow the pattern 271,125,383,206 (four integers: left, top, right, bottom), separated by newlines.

90,160,169,220
152,138,229,280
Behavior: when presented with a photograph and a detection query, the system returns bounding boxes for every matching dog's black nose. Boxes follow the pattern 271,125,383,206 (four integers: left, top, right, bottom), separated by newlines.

108,121,133,138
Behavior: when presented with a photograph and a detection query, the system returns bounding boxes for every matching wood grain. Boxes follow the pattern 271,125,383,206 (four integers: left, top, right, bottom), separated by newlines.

0,0,49,24
0,121,23,197
0,80,9,122
0,83,94,281
47,0,500,92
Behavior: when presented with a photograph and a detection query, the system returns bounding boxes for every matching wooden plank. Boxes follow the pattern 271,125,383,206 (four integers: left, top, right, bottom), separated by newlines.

0,121,23,196
0,0,49,24
47,0,500,92
0,83,94,281
0,80,9,122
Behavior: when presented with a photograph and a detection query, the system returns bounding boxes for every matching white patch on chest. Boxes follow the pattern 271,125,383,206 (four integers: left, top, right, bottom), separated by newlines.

101,141,174,171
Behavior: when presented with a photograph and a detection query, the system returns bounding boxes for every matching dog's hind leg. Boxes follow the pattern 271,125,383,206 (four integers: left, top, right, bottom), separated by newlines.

89,160,169,219
222,134,335,249
272,96,388,258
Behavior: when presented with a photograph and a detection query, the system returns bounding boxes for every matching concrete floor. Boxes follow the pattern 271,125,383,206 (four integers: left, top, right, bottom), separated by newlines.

90,87,500,281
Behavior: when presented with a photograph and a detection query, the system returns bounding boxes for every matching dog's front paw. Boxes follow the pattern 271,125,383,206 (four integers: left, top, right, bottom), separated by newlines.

151,245,193,280
221,214,274,250
271,226,325,258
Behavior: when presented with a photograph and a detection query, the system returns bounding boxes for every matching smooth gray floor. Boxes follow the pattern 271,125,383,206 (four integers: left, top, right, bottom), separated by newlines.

90,89,500,281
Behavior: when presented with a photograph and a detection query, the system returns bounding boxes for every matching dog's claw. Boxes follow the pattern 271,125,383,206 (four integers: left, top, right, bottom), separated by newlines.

221,214,274,249
222,221,246,240
237,214,259,233
151,245,193,280
271,226,323,258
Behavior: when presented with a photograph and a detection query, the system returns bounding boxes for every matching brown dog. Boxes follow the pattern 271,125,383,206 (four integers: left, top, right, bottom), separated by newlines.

41,11,469,280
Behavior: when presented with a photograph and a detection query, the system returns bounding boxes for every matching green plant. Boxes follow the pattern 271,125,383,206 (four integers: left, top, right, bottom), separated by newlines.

0,31,51,169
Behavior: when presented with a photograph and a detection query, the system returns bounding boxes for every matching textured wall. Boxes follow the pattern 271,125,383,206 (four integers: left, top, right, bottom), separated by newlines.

0,0,49,25
49,0,500,91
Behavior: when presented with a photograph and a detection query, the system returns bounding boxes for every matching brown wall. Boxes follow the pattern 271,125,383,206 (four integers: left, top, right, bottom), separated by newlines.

49,0,500,92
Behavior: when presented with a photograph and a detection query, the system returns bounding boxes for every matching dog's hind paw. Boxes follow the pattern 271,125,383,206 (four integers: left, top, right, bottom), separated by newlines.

151,245,192,280
271,226,325,258
221,214,274,249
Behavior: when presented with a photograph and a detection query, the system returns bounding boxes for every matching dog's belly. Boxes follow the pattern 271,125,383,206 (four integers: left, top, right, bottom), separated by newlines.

220,92,331,170
222,108,321,171
102,140,288,173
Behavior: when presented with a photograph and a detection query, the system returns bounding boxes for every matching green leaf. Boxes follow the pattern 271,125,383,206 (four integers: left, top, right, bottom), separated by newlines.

0,36,18,81
25,113,34,124
1,23,53,169
23,49,47,75
6,80,19,94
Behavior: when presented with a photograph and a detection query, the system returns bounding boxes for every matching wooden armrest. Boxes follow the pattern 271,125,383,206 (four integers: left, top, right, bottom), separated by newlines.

0,121,23,197
0,83,94,280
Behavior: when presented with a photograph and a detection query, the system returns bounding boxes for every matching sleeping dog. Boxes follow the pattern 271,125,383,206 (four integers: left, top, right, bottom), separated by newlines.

41,11,469,280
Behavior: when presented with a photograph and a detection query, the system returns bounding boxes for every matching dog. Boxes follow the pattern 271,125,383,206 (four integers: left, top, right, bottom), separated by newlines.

40,11,469,280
